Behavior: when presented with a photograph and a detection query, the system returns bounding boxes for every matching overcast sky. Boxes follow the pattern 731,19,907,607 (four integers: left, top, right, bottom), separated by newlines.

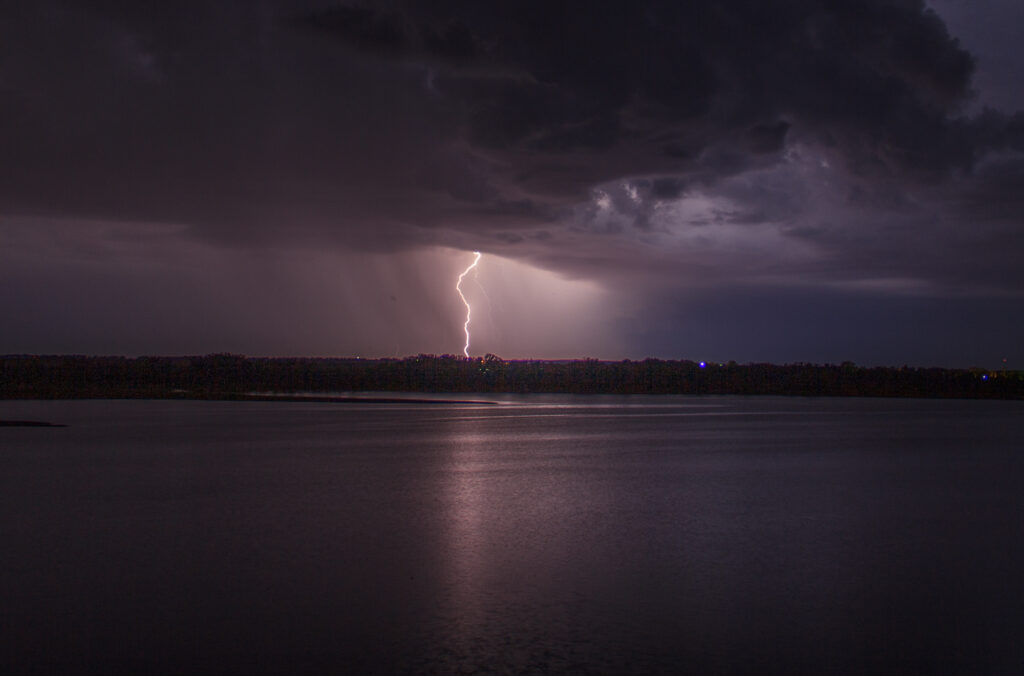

2,0,1022,366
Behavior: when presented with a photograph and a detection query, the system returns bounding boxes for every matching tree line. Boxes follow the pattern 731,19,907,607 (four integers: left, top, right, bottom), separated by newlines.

1,353,1020,399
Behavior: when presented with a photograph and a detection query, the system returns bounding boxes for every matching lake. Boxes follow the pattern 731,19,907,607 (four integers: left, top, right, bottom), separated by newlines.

1,395,1022,674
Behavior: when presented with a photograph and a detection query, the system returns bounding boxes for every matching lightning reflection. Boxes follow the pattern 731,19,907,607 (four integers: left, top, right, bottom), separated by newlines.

456,251,482,358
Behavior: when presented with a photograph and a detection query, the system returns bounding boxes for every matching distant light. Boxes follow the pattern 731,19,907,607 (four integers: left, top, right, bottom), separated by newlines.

699,361,706,368
982,374,988,380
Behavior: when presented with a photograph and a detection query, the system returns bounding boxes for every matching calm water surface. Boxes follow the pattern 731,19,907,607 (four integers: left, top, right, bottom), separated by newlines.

1,395,1023,674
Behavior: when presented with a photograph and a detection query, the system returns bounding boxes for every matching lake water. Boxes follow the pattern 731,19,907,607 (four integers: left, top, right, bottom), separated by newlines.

1,395,1022,674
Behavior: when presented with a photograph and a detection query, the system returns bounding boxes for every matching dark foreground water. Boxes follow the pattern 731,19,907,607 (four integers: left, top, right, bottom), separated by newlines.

1,395,1022,674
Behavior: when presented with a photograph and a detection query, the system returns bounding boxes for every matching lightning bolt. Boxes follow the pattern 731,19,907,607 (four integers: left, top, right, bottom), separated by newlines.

456,251,482,358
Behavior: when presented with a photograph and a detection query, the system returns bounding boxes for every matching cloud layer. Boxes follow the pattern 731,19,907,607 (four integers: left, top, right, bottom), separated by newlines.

1,1,1022,364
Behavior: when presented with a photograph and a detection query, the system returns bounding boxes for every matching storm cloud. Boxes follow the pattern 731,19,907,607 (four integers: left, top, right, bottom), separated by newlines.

1,1,1022,364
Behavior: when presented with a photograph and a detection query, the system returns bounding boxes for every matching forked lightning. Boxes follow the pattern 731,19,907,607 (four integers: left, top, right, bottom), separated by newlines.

456,251,482,358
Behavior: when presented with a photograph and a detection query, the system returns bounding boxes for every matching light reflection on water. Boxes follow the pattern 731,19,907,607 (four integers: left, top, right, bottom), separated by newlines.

441,429,490,665
1,395,1023,674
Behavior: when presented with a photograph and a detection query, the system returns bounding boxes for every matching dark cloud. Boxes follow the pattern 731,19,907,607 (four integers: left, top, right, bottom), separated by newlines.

3,1,1013,233
301,4,483,64
309,1,983,175
0,0,1021,363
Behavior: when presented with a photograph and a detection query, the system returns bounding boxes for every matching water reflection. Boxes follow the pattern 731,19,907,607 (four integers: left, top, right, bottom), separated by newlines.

2,397,1023,673
434,417,612,671
440,430,491,663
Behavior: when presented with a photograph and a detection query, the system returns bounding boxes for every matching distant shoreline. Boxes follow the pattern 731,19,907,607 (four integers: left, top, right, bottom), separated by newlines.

0,394,493,428
1,355,1021,401
222,393,497,405
0,393,497,406
0,420,67,427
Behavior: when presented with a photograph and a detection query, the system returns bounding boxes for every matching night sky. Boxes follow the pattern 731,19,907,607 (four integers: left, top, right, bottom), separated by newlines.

2,1,1022,366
